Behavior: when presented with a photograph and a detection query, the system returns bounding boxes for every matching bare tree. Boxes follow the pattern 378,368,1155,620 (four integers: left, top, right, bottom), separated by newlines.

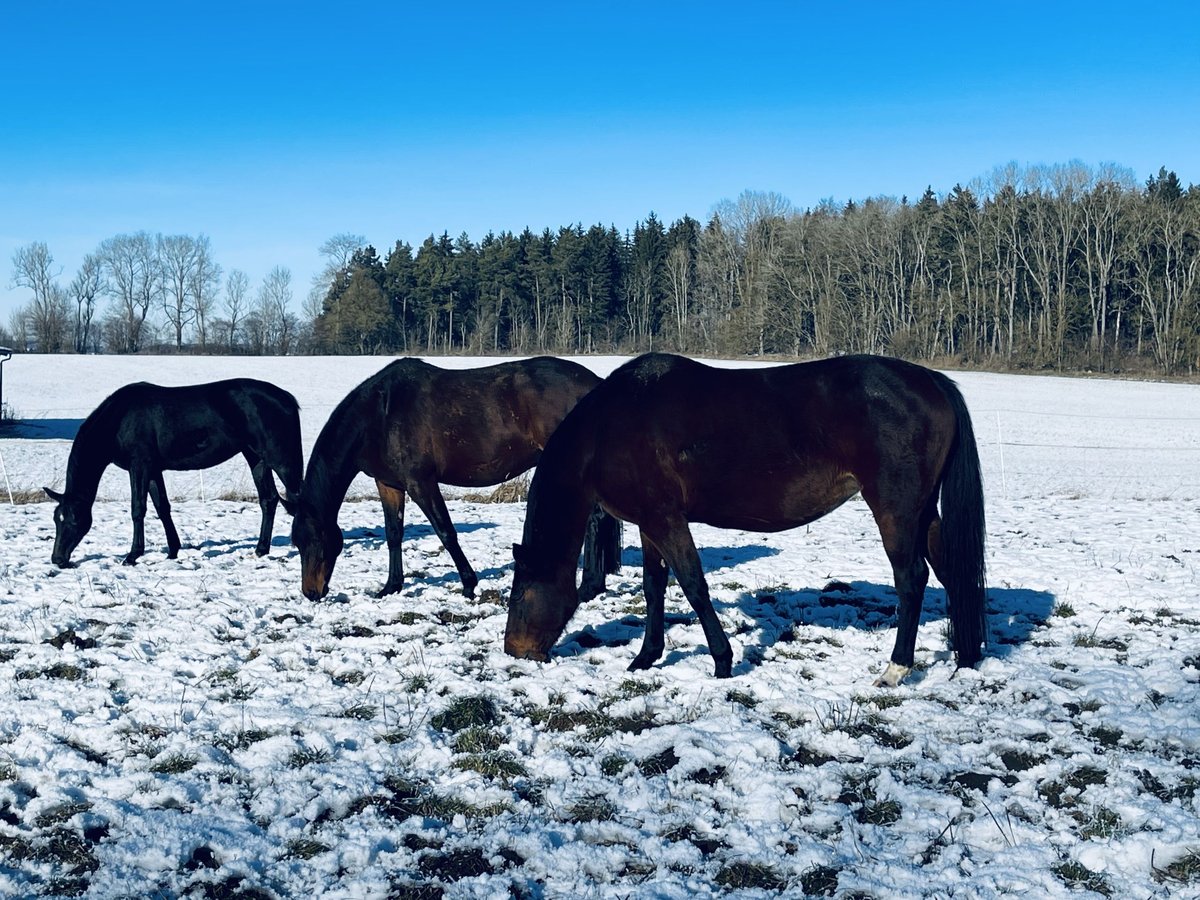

11,241,71,351
223,269,250,351
710,190,795,354
159,234,199,349
257,266,296,354
310,232,365,311
69,253,102,352
99,232,160,353
191,236,222,350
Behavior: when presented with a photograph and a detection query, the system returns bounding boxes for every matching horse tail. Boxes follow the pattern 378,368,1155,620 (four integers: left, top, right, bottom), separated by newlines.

934,375,988,668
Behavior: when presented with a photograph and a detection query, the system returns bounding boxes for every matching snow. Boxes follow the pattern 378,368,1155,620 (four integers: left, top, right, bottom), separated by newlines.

0,353,1198,898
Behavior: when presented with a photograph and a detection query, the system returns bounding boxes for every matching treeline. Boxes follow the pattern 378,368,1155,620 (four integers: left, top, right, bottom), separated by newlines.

313,163,1200,374
7,233,300,355
8,161,1200,374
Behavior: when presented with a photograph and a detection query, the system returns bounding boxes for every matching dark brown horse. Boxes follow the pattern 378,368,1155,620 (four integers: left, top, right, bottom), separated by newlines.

505,353,987,685
291,357,621,601
46,379,303,567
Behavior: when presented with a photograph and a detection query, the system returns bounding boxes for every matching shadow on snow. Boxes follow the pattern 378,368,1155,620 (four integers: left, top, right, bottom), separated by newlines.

556,575,1055,676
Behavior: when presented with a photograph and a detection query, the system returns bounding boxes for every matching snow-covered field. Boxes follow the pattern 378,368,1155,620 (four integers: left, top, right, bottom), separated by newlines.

0,354,1197,899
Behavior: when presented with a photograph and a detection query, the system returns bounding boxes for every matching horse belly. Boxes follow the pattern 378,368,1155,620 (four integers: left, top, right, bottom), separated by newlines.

160,430,238,470
687,461,861,534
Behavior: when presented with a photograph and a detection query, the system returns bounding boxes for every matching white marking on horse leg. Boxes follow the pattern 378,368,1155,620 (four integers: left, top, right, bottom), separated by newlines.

873,661,911,688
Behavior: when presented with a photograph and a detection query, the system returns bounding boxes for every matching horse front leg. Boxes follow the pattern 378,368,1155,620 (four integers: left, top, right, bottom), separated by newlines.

148,472,181,559
245,451,279,556
628,531,668,672
409,479,477,598
125,465,149,565
376,480,406,597
644,517,732,678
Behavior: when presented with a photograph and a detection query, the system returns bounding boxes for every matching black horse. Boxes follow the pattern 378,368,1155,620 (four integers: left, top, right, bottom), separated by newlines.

291,357,621,601
505,353,987,685
46,379,303,567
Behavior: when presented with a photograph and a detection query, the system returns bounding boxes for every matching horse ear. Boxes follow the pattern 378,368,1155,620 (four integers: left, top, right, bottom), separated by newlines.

44,487,64,503
512,543,527,567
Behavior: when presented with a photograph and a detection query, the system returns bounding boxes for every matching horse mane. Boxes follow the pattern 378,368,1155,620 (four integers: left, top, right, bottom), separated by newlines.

63,384,147,497
303,362,413,508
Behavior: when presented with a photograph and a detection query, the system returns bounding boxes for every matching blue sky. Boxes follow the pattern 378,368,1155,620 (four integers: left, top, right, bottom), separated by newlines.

2,1,1198,322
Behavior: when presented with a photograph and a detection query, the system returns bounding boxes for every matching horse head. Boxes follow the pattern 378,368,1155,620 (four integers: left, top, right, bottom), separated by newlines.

503,542,581,662
290,495,343,601
45,487,91,568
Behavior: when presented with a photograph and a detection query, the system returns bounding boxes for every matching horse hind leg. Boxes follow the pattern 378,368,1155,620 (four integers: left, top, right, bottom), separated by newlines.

628,531,669,671
867,502,932,688
245,451,279,556
148,472,181,559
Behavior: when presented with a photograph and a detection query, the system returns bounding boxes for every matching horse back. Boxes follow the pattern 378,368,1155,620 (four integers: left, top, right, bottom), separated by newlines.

371,357,600,487
588,354,959,530
107,380,300,473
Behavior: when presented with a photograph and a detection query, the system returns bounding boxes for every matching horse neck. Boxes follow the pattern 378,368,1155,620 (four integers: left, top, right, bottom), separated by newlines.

522,433,596,576
63,420,113,503
304,400,370,515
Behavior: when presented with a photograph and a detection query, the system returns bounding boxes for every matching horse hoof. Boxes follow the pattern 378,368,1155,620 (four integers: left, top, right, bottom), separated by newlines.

122,556,139,567
376,583,402,599
873,662,912,687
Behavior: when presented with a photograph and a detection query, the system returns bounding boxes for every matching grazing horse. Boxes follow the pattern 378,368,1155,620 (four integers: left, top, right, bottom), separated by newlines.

46,379,303,567
505,353,987,685
291,357,621,601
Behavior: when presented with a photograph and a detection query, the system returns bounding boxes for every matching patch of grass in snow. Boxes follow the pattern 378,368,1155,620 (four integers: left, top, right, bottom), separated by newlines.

715,861,790,891
725,688,758,708
1053,859,1112,896
799,864,841,896
1072,629,1129,651
417,846,496,882
615,677,658,698
524,703,658,739
451,726,502,754
213,728,275,752
1039,765,1109,809
375,774,510,823
837,771,904,826
563,794,617,823
1053,601,1076,617
1154,847,1200,886
288,747,334,769
601,754,629,776
329,668,367,687
406,672,432,692
637,746,680,777
331,623,376,639
386,881,447,899
662,824,727,856
1075,804,1123,840
149,753,198,775
430,696,501,733
1001,749,1047,772
1089,725,1124,748
16,662,87,682
453,751,528,782
286,837,332,860
338,703,377,721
